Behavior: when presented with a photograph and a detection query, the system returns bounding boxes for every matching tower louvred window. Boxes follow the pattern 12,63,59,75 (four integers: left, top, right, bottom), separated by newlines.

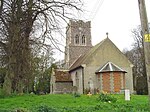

75,35,79,44
82,35,86,45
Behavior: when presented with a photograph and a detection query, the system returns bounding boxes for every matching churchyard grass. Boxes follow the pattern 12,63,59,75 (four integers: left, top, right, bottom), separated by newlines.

0,94,149,112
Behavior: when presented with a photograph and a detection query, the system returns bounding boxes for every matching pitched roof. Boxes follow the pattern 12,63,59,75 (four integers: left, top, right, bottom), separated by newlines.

95,62,127,73
69,37,132,72
55,69,72,82
69,38,107,71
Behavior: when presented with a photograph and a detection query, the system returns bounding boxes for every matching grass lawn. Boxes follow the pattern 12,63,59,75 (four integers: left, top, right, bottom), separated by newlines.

0,94,149,112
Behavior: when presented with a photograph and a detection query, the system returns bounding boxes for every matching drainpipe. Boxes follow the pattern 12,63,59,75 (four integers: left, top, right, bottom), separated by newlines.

81,64,86,94
82,67,84,94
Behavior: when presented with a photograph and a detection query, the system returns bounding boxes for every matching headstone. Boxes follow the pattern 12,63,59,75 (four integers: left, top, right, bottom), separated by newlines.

125,89,130,101
89,77,94,94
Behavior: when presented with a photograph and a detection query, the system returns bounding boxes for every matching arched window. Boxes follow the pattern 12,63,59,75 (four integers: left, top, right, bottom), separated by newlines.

81,35,86,45
75,35,79,44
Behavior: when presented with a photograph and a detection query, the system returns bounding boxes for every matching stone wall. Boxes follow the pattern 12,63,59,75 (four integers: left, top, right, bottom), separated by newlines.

69,46,91,66
96,72,125,93
64,20,92,68
70,68,83,94
84,66,133,93
54,82,73,94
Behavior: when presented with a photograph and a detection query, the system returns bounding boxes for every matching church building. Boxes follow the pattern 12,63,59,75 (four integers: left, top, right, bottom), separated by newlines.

50,20,133,94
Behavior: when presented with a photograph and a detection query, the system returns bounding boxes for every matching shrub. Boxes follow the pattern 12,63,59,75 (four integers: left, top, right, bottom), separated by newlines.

97,92,117,103
0,109,10,112
13,108,29,112
61,106,96,112
73,92,81,97
0,88,6,98
0,108,29,112
33,105,57,112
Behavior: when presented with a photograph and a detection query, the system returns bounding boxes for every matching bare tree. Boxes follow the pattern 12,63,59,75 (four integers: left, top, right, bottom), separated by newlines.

124,26,148,94
0,0,82,95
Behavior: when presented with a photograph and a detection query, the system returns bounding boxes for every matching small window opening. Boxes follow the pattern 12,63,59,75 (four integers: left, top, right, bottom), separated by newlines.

75,35,79,44
82,35,86,45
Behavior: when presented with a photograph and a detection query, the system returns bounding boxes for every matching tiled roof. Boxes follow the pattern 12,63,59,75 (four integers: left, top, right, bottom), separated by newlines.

69,38,107,71
55,70,72,82
95,62,127,73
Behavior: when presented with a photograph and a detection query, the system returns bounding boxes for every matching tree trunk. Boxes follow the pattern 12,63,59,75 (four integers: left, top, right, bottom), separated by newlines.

3,73,12,95
18,80,23,94
3,56,16,95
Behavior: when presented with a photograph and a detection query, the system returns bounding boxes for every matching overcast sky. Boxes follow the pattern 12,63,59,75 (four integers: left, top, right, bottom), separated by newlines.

54,0,150,61
81,0,150,50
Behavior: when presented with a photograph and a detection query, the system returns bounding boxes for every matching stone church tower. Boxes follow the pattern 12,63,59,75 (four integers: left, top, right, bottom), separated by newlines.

65,20,92,69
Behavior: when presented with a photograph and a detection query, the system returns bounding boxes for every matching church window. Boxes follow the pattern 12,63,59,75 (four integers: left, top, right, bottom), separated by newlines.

75,35,79,44
81,35,86,45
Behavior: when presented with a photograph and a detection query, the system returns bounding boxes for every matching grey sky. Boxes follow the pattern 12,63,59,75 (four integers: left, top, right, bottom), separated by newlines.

54,0,150,61
81,0,150,50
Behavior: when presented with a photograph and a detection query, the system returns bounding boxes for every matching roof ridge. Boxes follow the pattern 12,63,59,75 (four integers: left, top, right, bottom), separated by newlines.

106,38,133,66
69,38,108,71
81,38,107,63
69,54,82,68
